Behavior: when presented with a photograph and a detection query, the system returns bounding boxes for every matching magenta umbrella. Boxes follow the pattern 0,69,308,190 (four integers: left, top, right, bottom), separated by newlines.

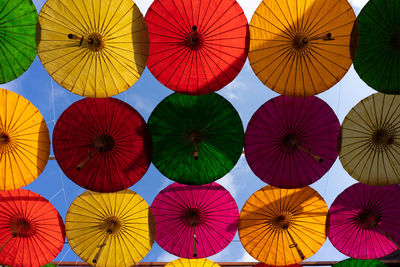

244,95,339,188
151,182,238,258
328,183,400,259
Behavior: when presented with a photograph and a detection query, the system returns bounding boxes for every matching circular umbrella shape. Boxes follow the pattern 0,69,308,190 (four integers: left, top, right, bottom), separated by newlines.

37,0,149,98
65,189,155,266
0,88,50,190
339,93,400,185
245,95,340,188
145,0,249,95
0,189,65,267
239,185,328,266
148,93,243,185
53,97,152,192
354,0,400,94
151,182,239,258
333,258,388,267
0,0,37,84
328,183,400,259
249,0,356,96
165,258,221,267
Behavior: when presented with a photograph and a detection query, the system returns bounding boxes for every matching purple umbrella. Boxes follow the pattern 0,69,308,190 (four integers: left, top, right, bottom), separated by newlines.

244,95,339,188
328,183,400,259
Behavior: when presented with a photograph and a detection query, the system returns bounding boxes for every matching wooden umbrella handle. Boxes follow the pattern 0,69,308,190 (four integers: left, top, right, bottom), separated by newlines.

193,140,199,160
77,148,100,170
93,232,111,264
295,143,323,163
287,230,305,260
193,225,198,257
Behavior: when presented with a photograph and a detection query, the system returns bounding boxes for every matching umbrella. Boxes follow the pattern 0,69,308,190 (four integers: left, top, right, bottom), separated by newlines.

0,88,50,190
249,0,356,96
165,258,221,267
151,182,238,258
333,258,388,267
65,189,155,266
145,0,249,95
239,185,328,266
339,93,400,185
0,189,65,267
245,95,340,188
53,97,152,192
0,0,37,84
36,0,149,97
148,93,243,185
353,0,400,94
327,183,400,259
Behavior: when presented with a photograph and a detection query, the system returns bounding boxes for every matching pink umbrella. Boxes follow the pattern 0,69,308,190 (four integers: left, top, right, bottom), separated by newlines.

328,183,400,259
244,95,339,188
151,182,238,258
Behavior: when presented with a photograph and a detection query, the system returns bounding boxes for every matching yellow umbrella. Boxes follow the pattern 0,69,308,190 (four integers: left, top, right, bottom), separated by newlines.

37,0,149,98
0,88,50,190
249,0,356,96
65,189,155,266
239,185,328,266
339,93,400,185
165,258,221,267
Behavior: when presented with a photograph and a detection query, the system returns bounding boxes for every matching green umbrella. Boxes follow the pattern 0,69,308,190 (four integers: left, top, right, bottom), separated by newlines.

334,258,387,267
354,0,400,94
0,0,37,84
148,93,243,185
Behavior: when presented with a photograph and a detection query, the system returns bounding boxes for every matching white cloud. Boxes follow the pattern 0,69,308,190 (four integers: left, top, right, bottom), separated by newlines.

237,251,257,262
218,173,239,198
220,79,248,101
349,0,368,9
156,252,178,262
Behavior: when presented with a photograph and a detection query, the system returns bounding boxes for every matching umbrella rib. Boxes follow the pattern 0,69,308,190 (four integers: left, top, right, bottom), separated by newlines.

147,20,186,41
301,0,330,35
102,2,134,38
264,0,294,38
308,7,353,38
0,41,19,79
201,2,235,38
197,0,223,37
151,0,188,36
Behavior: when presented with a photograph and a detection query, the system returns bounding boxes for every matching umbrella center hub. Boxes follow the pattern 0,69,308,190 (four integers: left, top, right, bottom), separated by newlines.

87,33,105,52
186,26,203,50
183,208,201,226
293,35,308,50
94,135,115,152
102,216,121,234
372,129,394,146
356,207,380,229
10,218,33,237
270,212,294,229
282,133,300,150
0,133,10,145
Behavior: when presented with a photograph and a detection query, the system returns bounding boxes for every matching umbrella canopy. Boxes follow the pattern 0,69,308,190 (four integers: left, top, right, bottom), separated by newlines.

165,258,221,267
339,93,400,185
245,95,340,188
239,185,328,266
151,182,239,258
328,183,400,259
148,93,243,185
0,189,65,267
37,0,149,97
145,0,249,95
0,0,37,84
249,0,356,96
0,88,50,190
353,0,400,94
333,258,388,267
53,97,152,192
65,189,155,266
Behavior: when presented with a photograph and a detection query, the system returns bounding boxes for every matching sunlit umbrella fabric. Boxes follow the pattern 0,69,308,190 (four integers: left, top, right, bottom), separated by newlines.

354,0,400,94
151,182,238,258
0,88,50,190
0,0,37,84
0,189,65,267
145,0,249,95
245,95,339,188
165,258,221,267
148,93,243,185
65,189,155,267
249,0,356,96
333,258,388,267
53,97,152,192
339,93,400,185
328,183,400,259
239,185,328,266
37,0,149,97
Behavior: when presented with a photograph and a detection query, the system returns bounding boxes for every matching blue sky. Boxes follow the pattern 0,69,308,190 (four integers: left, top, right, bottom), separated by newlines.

1,0,377,264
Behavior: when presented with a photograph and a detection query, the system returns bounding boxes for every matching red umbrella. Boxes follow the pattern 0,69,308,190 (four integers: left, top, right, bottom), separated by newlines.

145,0,249,95
53,97,152,192
151,182,239,258
328,183,400,259
0,189,65,267
244,95,340,188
